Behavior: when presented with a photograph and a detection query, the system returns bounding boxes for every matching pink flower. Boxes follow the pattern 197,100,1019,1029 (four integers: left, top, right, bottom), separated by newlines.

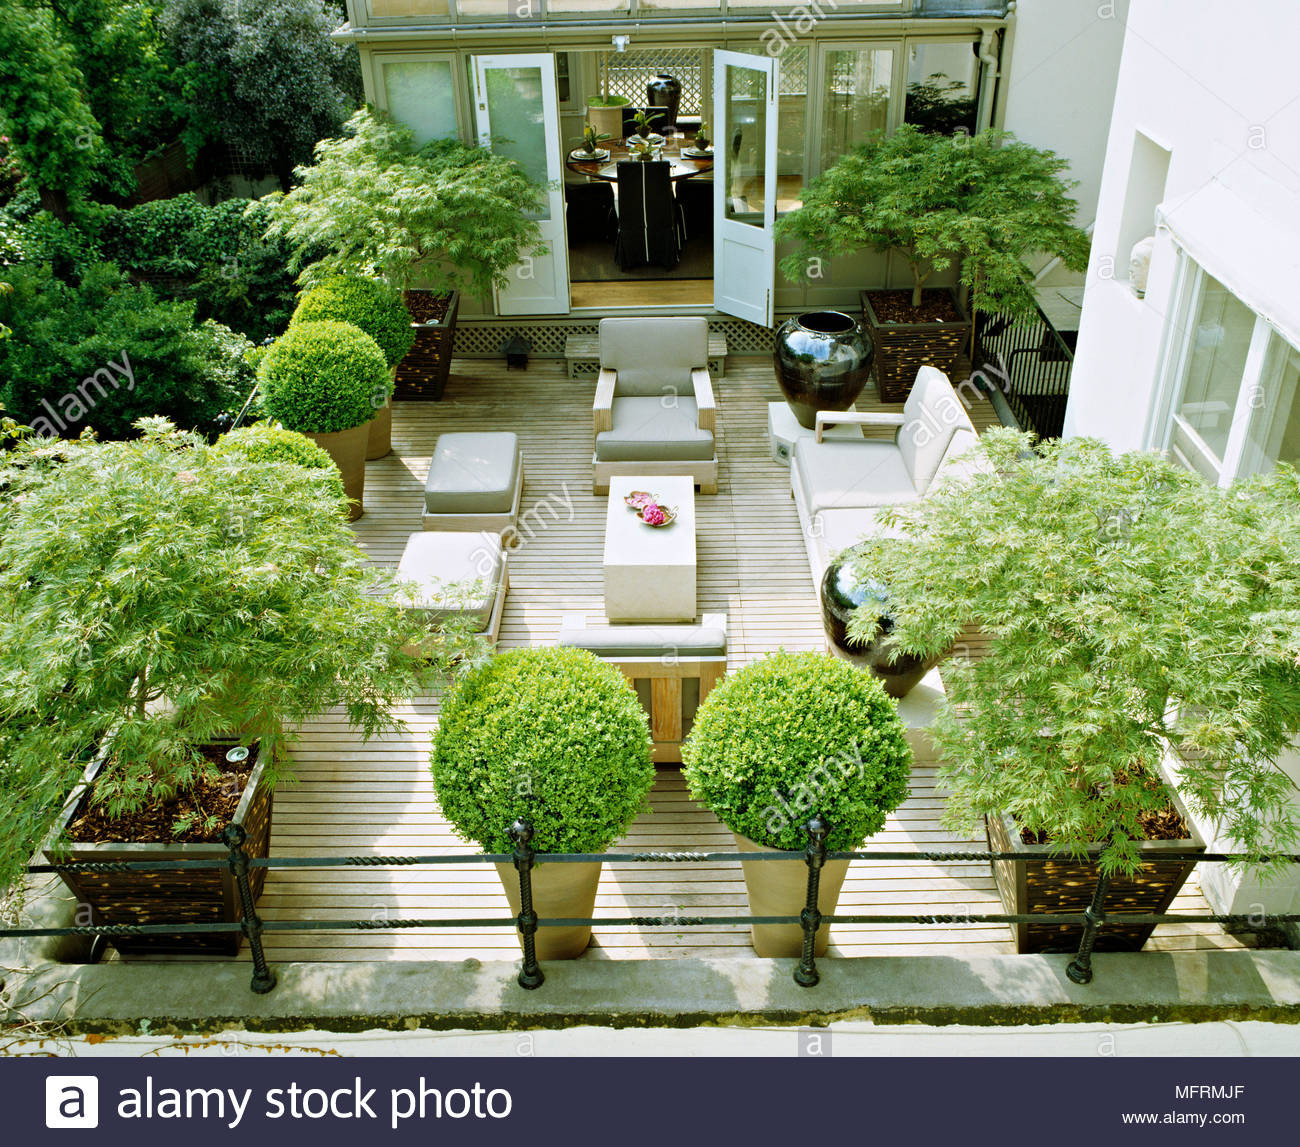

642,504,666,526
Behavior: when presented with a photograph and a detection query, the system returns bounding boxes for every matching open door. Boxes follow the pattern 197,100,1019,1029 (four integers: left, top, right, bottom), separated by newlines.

473,54,570,316
713,51,778,327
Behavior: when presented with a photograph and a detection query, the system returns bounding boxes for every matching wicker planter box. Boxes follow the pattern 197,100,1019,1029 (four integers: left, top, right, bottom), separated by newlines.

395,290,460,401
48,743,273,957
987,804,1205,955
860,288,971,403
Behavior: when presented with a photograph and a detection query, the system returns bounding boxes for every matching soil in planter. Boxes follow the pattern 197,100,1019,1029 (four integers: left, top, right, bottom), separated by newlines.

1019,774,1189,845
404,291,452,323
866,289,963,325
66,742,259,845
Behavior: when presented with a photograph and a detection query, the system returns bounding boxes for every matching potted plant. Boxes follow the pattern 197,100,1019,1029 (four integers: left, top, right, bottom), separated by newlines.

257,319,390,521
571,125,613,159
430,647,654,960
682,651,912,957
290,276,417,460
265,110,544,400
0,419,476,954
586,54,632,142
846,430,1300,952
689,121,711,154
777,126,1090,401
626,108,665,147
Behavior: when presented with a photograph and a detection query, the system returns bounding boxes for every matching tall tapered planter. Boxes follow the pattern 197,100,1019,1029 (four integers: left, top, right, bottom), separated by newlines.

734,833,849,957
305,423,369,521
494,859,604,960
366,367,399,460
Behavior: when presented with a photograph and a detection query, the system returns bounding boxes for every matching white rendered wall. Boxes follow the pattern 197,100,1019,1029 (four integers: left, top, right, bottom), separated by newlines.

1064,0,1300,446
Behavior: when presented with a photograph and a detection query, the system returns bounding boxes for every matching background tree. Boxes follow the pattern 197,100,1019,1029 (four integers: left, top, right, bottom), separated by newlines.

162,0,361,192
265,109,545,296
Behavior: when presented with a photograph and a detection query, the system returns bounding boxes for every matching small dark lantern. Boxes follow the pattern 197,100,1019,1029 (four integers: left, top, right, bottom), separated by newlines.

502,335,531,370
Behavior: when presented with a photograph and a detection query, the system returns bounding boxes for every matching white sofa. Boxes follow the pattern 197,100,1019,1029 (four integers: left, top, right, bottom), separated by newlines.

790,366,984,583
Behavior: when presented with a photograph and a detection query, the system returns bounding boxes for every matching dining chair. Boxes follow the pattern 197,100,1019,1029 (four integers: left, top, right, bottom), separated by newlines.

613,160,685,271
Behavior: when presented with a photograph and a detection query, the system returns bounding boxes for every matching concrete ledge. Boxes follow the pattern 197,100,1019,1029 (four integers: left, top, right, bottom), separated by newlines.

5,950,1300,1036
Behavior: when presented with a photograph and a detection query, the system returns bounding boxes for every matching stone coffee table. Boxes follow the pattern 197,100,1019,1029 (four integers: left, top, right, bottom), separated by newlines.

602,475,697,623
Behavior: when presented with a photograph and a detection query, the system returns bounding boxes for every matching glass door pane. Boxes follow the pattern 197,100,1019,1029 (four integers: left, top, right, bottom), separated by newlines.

1241,340,1300,476
723,63,768,225
483,66,550,221
1174,273,1255,463
819,47,893,173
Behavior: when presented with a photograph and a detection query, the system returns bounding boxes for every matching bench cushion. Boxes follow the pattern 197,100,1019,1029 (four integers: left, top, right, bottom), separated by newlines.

793,438,918,515
558,622,727,659
397,532,502,632
595,396,715,462
425,432,520,515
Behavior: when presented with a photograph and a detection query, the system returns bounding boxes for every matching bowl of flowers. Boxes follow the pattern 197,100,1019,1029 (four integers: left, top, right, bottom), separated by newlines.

623,491,677,527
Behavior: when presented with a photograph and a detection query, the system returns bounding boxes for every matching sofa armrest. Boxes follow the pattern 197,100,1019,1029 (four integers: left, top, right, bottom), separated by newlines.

815,410,905,443
593,367,617,438
691,367,716,433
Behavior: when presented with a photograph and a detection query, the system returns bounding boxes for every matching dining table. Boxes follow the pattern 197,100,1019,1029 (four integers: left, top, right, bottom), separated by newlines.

565,142,714,183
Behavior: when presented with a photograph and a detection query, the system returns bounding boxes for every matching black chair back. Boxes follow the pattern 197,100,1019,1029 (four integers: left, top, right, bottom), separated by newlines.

613,160,684,271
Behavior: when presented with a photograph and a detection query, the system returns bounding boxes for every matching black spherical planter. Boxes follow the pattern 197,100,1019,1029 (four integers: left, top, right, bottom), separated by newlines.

646,74,682,130
819,559,937,699
774,311,874,430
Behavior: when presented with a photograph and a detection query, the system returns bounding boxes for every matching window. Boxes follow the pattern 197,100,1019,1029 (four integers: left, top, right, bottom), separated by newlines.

818,46,893,174
903,40,979,136
1156,257,1300,485
379,58,459,145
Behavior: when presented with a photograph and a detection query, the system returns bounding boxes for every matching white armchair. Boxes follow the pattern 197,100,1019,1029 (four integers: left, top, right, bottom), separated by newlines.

592,317,718,494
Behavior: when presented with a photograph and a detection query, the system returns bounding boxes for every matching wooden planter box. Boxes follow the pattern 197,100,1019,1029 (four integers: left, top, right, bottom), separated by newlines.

48,744,273,957
987,805,1205,954
860,288,972,403
395,290,460,401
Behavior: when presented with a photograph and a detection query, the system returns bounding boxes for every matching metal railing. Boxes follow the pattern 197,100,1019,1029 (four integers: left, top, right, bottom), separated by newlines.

12,818,1300,997
972,304,1076,440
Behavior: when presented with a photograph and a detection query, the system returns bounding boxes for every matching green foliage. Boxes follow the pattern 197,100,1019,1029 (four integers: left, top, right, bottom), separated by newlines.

776,126,1090,318
211,421,345,506
264,108,545,294
682,652,912,851
0,418,479,889
0,262,251,440
846,430,1300,876
162,0,361,189
257,319,389,434
430,647,654,853
292,275,414,368
0,4,102,208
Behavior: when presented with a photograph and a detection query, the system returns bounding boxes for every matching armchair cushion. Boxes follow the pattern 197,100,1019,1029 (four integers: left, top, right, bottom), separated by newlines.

793,438,918,515
595,396,715,462
599,317,708,397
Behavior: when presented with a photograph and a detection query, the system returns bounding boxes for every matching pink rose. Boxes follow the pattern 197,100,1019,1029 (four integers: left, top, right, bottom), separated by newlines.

642,504,666,526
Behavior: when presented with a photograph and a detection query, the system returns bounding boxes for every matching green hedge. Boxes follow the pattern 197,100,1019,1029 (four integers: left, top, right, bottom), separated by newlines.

212,422,346,506
258,319,389,434
682,651,912,851
292,276,414,369
430,647,654,853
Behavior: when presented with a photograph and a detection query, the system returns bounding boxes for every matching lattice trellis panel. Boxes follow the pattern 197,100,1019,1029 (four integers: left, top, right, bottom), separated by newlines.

452,317,775,359
605,49,705,117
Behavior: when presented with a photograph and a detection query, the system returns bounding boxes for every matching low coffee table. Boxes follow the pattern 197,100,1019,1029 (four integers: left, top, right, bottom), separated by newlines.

603,475,697,622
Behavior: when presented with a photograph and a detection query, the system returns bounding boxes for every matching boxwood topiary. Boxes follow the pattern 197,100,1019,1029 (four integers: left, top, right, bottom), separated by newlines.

291,276,415,369
682,651,912,852
258,319,389,435
212,422,346,506
430,647,654,854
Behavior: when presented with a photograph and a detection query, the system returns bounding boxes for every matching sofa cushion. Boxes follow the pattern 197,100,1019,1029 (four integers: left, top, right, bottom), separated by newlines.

425,432,520,515
558,622,727,659
595,396,715,462
396,532,502,632
898,367,975,494
793,437,918,515
817,506,908,555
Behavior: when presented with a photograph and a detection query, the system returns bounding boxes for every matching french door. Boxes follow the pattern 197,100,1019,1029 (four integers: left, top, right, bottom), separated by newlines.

473,54,571,315
713,50,779,327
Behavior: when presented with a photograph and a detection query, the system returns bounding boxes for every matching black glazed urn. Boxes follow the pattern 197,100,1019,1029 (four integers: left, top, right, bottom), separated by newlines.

774,311,873,430
645,74,682,129
819,558,937,699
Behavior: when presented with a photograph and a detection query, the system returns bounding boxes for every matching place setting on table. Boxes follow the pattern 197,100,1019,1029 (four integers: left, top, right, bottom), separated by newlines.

566,119,714,184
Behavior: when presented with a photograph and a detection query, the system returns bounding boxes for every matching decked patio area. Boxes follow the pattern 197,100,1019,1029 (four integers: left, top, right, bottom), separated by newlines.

248,357,1248,963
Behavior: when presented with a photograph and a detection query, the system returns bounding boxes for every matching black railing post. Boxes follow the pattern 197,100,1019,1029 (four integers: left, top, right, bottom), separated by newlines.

794,816,829,987
1066,870,1113,985
509,819,545,990
222,823,276,994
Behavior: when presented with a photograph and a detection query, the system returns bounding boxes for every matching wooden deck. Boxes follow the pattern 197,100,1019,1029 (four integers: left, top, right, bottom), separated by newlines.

251,357,1246,962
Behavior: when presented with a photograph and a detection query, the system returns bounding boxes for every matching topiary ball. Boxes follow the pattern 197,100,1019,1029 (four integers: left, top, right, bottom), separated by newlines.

212,422,347,507
291,276,415,369
430,647,654,854
258,320,389,435
682,651,912,851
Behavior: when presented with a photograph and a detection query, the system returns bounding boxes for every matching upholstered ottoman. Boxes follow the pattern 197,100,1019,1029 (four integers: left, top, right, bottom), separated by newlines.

422,432,523,534
396,532,508,647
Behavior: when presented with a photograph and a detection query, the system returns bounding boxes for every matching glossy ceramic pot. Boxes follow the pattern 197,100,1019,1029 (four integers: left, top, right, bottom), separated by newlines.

774,311,874,429
645,73,682,129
